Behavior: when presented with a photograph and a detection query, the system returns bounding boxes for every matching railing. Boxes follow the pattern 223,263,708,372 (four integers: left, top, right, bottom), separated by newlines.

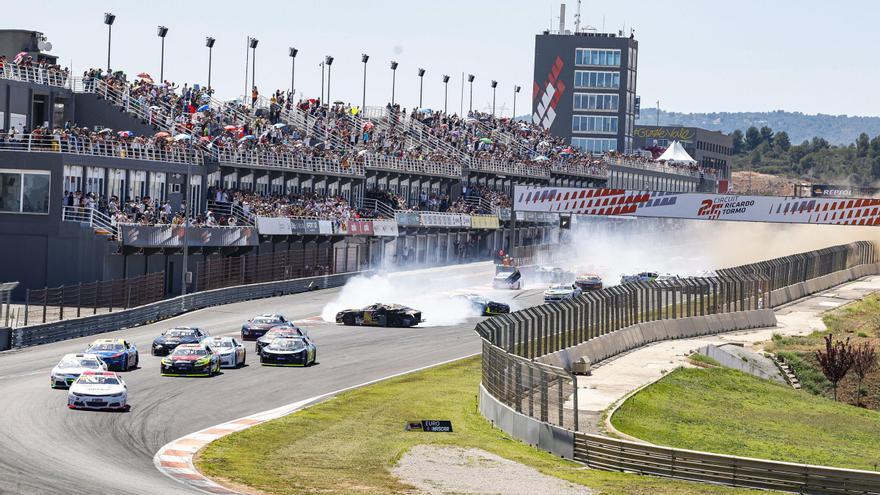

605,156,710,180
0,133,204,165
206,200,255,226
465,196,494,214
550,161,608,179
22,272,164,326
477,241,880,493
0,64,69,88
61,206,117,237
363,153,461,177
468,159,551,178
213,148,364,175
360,198,396,219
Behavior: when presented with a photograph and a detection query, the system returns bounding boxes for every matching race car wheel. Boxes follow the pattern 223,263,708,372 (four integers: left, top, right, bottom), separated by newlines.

342,314,356,326
132,354,138,370
401,317,413,328
311,350,316,366
240,353,246,367
121,356,128,372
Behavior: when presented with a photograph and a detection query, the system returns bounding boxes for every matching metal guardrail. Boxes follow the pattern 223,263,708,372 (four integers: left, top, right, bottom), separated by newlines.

477,241,880,493
12,271,366,348
0,133,203,165
213,148,364,176
62,206,117,236
0,64,69,88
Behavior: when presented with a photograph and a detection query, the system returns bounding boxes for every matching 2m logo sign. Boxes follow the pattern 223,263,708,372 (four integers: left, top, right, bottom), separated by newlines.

533,56,565,130
697,199,723,220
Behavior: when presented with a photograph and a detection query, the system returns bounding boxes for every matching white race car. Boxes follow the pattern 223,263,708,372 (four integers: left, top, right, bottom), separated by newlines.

50,353,108,389
543,283,582,303
68,371,129,411
202,336,247,368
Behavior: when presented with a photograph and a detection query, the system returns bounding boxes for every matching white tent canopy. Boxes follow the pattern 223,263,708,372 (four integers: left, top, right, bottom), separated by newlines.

657,140,696,163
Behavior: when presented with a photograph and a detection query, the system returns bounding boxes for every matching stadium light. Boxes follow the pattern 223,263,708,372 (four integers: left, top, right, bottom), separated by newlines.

289,47,298,96
249,38,259,107
513,85,521,120
417,68,426,108
390,60,398,105
442,74,450,114
157,26,168,82
361,54,369,111
490,80,498,116
205,37,215,93
103,13,115,72
325,55,334,108
467,74,475,113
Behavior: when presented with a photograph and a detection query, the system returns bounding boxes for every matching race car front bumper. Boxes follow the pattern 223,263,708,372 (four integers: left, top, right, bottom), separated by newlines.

50,374,79,389
161,362,213,377
68,393,128,410
260,352,308,367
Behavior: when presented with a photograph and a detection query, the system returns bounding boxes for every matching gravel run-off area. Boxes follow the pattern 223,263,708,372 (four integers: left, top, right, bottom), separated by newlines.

393,444,593,495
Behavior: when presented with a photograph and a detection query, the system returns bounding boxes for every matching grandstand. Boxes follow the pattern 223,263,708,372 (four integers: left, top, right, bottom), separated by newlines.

0,29,719,300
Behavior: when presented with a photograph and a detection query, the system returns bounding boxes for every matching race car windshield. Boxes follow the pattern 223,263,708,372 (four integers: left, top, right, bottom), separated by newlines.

252,317,280,324
171,348,208,357
59,358,103,368
77,376,119,385
270,339,306,350
211,340,233,348
266,329,298,339
166,329,197,338
89,343,124,352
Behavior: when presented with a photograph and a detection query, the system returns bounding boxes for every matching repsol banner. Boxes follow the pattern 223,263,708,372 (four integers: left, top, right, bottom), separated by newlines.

513,185,880,226
810,184,878,199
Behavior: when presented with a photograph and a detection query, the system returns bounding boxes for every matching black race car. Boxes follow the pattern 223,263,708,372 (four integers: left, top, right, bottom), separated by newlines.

241,314,289,341
455,294,510,316
259,337,316,367
335,303,422,327
255,325,306,355
574,274,604,291
151,327,210,356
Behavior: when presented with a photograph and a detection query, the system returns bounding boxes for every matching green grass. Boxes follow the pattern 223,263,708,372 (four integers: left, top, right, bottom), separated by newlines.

612,367,880,470
688,353,721,367
776,350,830,395
198,357,770,495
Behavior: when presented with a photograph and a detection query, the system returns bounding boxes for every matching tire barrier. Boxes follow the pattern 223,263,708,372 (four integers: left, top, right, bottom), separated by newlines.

11,271,368,348
478,241,880,494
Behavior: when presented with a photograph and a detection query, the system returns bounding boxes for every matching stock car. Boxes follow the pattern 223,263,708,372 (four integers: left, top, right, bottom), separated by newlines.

259,337,317,367
67,371,129,411
574,274,604,291
620,271,660,285
543,283,583,303
492,266,522,290
455,294,510,316
160,343,222,377
241,314,290,341
151,327,210,356
534,266,575,284
85,338,139,371
49,353,108,389
202,336,247,368
255,325,307,355
336,303,423,327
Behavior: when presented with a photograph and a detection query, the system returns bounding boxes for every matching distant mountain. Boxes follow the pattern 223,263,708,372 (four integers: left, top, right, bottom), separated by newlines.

636,109,880,145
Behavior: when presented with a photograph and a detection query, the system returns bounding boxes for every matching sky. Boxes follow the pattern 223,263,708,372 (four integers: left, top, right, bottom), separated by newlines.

6,0,879,117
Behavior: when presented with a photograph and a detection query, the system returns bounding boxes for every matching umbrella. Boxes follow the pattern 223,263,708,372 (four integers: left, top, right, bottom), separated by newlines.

362,122,375,130
149,105,161,110
223,125,238,132
238,135,256,143
273,123,288,129
199,136,212,142
117,131,134,138
137,72,151,79
534,155,549,162
13,51,27,63
419,108,433,114
200,94,211,102
479,137,493,144
197,104,210,112
154,131,171,138
97,128,113,134
174,134,192,141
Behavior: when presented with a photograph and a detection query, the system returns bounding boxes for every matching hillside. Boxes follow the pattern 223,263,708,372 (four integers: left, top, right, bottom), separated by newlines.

637,109,880,146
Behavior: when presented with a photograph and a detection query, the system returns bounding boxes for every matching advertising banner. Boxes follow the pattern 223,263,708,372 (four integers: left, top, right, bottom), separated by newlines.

346,220,375,235
120,225,259,247
420,213,470,227
513,185,880,226
256,217,292,235
809,184,878,199
289,219,321,235
394,211,421,227
318,220,335,235
371,219,400,237
470,215,500,229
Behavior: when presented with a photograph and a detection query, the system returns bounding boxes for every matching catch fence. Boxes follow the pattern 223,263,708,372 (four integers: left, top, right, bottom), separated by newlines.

196,247,334,292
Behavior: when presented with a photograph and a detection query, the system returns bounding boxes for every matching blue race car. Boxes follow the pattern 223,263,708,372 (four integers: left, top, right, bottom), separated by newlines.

85,338,139,371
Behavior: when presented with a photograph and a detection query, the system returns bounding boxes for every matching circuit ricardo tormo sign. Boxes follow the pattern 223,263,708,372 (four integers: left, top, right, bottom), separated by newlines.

513,185,880,226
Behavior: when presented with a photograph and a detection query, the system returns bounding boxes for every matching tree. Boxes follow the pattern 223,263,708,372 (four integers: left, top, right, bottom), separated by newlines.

857,132,870,158
815,334,854,401
851,342,877,407
745,126,762,151
775,131,791,152
759,126,774,146
731,129,745,154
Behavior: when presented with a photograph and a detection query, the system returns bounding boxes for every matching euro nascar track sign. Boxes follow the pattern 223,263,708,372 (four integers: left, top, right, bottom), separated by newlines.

513,185,880,226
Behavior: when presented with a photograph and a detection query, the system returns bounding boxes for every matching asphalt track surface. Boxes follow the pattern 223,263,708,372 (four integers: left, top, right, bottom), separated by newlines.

0,262,546,495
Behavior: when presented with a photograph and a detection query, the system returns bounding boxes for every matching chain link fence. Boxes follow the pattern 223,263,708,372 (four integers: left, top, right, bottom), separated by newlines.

22,273,164,326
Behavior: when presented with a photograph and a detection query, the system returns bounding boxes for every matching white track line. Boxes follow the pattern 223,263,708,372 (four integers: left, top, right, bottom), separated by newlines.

153,352,480,494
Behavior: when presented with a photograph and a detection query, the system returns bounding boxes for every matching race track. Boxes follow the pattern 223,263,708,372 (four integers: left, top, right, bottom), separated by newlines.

0,262,545,495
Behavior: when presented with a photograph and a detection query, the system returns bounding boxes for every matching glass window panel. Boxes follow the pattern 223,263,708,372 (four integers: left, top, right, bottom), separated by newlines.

0,172,22,212
22,173,50,213
599,51,606,65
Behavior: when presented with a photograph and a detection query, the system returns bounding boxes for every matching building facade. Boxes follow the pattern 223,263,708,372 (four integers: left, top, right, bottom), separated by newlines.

533,31,638,154
633,125,733,181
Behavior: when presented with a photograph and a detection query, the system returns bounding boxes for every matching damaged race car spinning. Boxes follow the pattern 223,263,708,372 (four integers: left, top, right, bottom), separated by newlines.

336,303,422,327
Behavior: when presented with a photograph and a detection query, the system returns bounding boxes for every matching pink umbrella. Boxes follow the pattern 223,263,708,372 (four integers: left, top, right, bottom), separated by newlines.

13,51,27,63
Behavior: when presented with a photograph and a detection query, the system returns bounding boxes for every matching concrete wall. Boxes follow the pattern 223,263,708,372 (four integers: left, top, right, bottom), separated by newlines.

479,383,574,459
770,263,880,306
536,309,777,370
